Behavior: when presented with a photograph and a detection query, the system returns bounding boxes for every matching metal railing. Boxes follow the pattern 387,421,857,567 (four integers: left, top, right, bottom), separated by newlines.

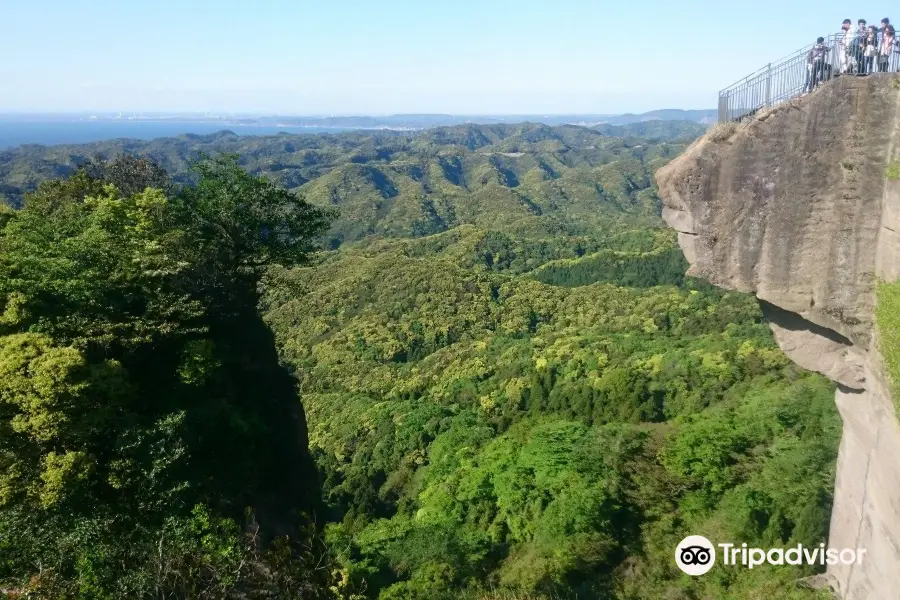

718,33,900,123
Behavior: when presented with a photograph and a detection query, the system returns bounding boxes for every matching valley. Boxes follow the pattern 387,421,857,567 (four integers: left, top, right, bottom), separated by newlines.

0,122,837,599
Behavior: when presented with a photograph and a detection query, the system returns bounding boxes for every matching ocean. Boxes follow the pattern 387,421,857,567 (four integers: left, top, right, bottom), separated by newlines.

0,121,358,149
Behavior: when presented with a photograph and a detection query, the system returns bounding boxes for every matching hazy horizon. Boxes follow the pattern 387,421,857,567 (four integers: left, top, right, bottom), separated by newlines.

0,108,714,118
0,108,716,149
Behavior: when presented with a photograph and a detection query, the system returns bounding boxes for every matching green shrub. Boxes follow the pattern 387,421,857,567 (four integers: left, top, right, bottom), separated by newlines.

886,162,900,180
876,280,900,412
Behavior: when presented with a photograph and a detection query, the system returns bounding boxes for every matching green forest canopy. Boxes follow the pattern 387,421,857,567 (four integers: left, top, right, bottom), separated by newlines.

0,155,332,598
0,123,837,600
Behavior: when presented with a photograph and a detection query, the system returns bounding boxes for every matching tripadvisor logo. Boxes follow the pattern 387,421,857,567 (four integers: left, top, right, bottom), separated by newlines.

675,535,867,576
676,535,716,576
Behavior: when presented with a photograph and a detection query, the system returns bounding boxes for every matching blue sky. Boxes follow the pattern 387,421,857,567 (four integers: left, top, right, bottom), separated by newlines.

1,0,896,114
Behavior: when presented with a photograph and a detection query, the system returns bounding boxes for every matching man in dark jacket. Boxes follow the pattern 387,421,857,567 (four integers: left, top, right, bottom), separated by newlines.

854,19,868,73
807,37,830,92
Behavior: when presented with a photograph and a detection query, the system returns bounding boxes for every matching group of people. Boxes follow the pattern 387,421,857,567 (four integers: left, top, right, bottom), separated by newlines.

839,18,897,73
806,17,898,92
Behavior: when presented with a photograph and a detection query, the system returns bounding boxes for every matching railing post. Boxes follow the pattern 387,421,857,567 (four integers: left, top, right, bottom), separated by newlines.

718,94,727,123
766,63,772,106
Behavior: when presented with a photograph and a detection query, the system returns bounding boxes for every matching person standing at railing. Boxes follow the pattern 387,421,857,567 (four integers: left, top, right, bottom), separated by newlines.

879,25,895,73
879,18,892,69
864,25,879,73
840,19,855,73
806,37,831,92
853,19,868,73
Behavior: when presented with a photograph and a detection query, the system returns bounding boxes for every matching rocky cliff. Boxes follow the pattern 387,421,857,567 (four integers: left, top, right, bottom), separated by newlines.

656,75,900,599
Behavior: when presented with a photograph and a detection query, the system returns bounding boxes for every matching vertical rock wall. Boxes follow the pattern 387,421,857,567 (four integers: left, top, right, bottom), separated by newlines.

656,75,900,599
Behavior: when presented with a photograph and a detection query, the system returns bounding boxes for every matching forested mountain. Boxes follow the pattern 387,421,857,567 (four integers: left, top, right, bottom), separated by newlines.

0,122,703,216
0,124,835,600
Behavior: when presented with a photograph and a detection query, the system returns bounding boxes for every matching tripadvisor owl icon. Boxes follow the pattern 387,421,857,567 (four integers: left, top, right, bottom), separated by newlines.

676,535,716,576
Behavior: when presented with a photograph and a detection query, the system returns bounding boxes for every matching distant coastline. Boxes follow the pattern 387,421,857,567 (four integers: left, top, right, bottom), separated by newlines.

0,109,715,149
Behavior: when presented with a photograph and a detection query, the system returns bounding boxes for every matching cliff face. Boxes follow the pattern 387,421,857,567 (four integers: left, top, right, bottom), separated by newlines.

657,75,900,599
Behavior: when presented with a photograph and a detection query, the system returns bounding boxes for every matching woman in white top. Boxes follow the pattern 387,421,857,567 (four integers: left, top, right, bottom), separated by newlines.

840,19,854,73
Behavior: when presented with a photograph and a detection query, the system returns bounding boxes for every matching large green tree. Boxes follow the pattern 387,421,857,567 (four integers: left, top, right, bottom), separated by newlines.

0,155,332,598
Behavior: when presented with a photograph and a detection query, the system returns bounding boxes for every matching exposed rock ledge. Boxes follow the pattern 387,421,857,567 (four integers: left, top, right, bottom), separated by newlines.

656,75,900,600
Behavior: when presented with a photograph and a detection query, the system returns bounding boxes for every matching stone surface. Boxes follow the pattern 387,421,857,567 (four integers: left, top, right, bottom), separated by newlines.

656,75,900,600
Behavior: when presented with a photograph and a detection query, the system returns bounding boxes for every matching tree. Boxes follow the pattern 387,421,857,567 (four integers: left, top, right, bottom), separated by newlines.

0,156,332,597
